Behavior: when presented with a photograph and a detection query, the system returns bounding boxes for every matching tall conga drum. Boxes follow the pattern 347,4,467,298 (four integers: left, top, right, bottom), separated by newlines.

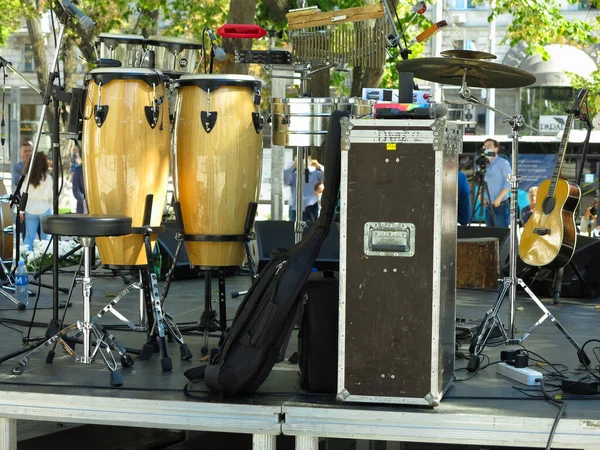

172,75,263,269
82,68,170,267
0,180,12,261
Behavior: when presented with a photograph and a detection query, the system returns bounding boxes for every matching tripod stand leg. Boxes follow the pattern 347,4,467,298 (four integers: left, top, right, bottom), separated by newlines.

552,267,564,305
0,285,25,310
517,279,591,366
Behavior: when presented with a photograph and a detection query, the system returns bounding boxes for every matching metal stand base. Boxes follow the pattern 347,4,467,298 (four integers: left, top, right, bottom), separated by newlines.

469,276,591,370
11,242,127,386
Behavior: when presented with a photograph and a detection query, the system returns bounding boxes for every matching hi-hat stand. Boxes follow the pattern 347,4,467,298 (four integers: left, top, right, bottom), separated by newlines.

457,73,590,371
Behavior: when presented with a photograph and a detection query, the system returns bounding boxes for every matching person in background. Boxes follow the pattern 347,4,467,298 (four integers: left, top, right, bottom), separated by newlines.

11,140,33,193
72,164,86,214
483,138,511,228
284,152,324,222
457,171,471,226
580,197,599,236
520,186,538,225
21,153,52,250
304,181,324,221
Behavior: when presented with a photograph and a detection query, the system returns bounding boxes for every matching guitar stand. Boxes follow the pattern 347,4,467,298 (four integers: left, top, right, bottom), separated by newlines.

459,79,590,371
549,109,596,305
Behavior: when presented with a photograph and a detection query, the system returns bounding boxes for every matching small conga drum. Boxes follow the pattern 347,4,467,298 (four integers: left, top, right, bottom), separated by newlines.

82,68,170,267
146,36,203,79
94,33,147,67
172,75,263,269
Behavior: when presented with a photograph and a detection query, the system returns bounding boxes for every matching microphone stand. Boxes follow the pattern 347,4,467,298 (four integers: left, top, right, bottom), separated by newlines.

14,18,69,342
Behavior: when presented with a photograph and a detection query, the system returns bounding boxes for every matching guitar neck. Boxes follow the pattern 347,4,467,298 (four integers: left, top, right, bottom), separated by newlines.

548,113,574,197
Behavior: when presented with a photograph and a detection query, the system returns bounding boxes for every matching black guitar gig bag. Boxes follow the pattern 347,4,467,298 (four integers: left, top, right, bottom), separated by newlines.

183,110,348,398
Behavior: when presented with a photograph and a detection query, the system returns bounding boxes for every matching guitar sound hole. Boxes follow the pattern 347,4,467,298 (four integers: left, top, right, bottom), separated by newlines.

542,197,555,215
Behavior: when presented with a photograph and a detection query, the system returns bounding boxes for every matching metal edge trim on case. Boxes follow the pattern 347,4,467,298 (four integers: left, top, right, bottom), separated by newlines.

337,118,351,398
430,140,443,397
343,394,432,406
347,118,434,128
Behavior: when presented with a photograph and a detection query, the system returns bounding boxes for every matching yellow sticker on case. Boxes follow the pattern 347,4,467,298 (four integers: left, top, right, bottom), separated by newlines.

386,143,397,151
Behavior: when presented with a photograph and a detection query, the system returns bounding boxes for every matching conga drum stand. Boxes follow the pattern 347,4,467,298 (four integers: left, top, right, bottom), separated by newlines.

183,202,258,355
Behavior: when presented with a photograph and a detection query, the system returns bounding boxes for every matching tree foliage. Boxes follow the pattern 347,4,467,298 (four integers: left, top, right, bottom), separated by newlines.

482,0,599,59
478,0,600,118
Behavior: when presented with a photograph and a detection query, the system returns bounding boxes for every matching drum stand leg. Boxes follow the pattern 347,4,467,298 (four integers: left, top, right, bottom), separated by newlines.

137,195,192,368
198,270,223,356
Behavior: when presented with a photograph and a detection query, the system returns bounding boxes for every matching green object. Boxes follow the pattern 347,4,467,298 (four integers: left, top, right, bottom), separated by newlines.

153,245,162,280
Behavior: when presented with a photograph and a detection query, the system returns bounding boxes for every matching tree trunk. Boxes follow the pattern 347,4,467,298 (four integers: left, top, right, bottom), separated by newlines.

141,9,159,38
59,34,79,209
24,9,54,132
308,68,331,162
222,0,258,75
350,65,385,97
350,0,388,97
263,0,289,22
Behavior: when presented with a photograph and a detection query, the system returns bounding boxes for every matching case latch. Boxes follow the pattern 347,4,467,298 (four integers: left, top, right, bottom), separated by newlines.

364,222,415,257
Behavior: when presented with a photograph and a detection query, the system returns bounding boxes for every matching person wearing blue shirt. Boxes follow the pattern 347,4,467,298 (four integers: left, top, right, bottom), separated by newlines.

483,138,511,228
284,153,324,222
457,171,471,226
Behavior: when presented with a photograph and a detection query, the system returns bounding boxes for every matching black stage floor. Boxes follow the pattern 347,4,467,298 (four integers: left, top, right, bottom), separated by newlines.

0,264,598,449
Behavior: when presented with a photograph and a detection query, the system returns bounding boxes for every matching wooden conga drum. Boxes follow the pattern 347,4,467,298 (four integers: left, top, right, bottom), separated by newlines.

172,75,263,268
82,68,170,267
0,180,13,261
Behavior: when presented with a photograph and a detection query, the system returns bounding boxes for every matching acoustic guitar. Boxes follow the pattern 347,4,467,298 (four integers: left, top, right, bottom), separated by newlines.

519,89,588,269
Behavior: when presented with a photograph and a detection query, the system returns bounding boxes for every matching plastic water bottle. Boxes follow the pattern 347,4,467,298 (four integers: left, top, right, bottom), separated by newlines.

15,261,29,308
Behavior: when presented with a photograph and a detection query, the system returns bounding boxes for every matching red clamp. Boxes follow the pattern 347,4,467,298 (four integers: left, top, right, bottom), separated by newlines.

217,24,267,39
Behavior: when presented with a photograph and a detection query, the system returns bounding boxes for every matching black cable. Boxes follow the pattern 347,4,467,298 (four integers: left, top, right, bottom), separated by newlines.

580,339,600,381
0,321,26,339
455,355,504,381
519,345,569,378
25,238,53,341
538,377,567,450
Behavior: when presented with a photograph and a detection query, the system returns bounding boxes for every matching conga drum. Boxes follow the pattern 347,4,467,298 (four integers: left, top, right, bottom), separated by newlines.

0,180,13,261
82,68,170,267
172,75,263,269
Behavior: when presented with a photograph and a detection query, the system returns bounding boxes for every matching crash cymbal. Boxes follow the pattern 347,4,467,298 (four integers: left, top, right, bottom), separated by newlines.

397,57,536,89
440,49,497,60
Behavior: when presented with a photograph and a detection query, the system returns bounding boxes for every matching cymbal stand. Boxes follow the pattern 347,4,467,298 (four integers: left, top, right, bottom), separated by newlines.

458,71,590,370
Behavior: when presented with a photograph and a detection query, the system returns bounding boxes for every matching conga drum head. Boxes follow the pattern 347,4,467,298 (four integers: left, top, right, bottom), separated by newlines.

95,33,147,68
147,36,203,77
82,68,170,267
172,74,263,269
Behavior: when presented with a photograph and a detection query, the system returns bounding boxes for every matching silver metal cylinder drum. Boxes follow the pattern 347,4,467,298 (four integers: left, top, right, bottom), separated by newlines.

271,97,337,147
336,97,376,118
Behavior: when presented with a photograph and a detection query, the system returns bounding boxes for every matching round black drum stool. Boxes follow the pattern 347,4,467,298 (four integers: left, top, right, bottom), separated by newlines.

12,214,133,387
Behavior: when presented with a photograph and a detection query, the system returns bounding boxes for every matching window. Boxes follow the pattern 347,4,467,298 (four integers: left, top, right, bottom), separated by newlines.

23,44,34,72
579,0,597,9
453,39,477,51
454,0,477,9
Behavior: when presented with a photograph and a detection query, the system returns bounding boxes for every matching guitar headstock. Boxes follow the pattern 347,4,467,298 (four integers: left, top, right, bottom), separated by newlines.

567,88,589,114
